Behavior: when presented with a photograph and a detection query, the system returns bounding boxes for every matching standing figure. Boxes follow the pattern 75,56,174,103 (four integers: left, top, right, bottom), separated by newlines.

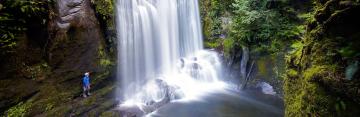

82,72,91,98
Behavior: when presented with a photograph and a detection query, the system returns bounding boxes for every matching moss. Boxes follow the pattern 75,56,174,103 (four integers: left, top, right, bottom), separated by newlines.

45,103,54,112
90,0,117,54
287,69,298,78
99,46,113,68
223,38,234,57
100,59,112,67
20,62,50,81
98,45,115,68
91,0,114,20
303,65,326,81
284,66,334,116
45,103,71,116
257,58,268,76
99,111,116,117
44,81,115,116
83,96,97,106
284,0,360,116
5,101,32,117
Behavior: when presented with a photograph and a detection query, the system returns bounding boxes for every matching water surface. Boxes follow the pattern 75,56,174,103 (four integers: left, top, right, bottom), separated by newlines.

149,90,284,117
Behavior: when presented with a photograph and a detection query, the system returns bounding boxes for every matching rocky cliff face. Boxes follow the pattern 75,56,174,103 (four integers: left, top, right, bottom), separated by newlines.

48,0,107,78
0,0,116,116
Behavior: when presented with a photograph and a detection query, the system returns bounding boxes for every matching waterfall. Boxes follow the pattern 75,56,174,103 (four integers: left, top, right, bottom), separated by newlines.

116,0,224,107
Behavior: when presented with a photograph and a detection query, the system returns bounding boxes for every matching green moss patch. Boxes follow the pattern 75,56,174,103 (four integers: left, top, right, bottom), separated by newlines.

284,0,360,116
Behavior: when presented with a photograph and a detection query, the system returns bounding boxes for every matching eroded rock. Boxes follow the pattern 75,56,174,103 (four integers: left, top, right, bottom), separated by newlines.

48,0,105,77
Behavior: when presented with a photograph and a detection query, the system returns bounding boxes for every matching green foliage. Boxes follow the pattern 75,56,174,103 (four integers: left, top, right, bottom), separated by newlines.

0,31,16,53
230,0,266,44
6,101,32,117
298,12,315,23
288,40,304,65
90,0,116,54
91,0,114,20
223,39,234,57
335,98,346,113
339,44,360,58
200,0,234,40
230,0,302,53
204,41,219,49
0,0,49,54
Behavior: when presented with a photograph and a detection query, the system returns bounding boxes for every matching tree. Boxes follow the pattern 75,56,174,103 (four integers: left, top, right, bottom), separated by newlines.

230,0,301,52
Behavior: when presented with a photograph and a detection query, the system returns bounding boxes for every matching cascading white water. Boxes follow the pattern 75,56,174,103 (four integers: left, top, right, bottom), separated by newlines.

116,0,225,109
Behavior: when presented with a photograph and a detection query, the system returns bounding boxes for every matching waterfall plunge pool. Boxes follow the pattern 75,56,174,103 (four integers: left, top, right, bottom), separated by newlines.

115,0,284,116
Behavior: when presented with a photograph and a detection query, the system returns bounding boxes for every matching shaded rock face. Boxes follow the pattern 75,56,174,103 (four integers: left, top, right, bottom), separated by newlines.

1,0,112,115
48,0,105,76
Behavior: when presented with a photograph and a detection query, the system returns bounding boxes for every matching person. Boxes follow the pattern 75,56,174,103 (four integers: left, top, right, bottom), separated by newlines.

82,72,91,97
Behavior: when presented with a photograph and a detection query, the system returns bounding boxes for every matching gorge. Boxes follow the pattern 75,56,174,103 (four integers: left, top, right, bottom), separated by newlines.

0,0,359,116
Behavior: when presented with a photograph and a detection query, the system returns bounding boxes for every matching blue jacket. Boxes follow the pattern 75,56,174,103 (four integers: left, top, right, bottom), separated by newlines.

83,76,90,86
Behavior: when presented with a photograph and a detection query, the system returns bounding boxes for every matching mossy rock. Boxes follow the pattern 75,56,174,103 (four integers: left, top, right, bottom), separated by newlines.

284,0,360,116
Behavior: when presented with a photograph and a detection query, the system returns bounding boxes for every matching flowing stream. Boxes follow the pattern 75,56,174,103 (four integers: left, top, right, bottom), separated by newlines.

116,0,283,116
